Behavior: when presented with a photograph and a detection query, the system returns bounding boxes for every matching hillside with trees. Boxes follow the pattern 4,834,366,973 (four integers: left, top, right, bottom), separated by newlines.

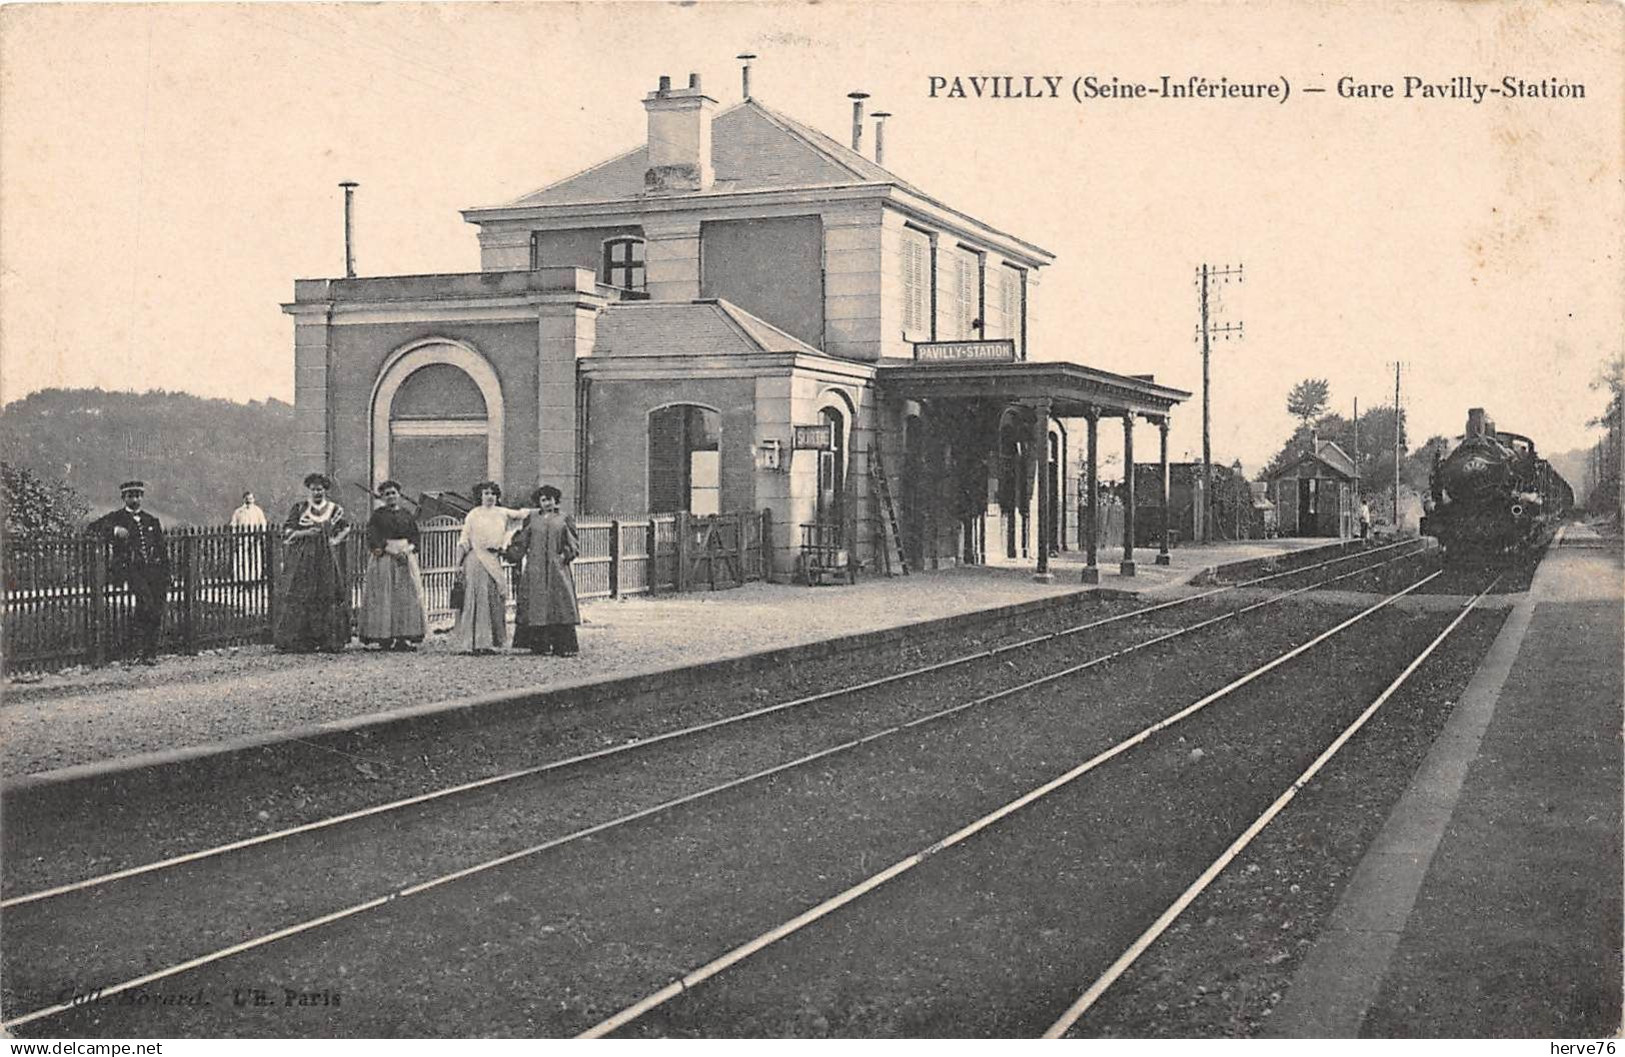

0,389,305,529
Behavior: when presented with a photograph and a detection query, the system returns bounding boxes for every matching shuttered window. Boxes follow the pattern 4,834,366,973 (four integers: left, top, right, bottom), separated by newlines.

956,249,981,339
1001,266,1026,357
901,228,930,337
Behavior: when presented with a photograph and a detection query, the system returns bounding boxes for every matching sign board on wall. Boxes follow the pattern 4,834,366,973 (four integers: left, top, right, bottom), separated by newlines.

793,424,834,450
913,339,1018,364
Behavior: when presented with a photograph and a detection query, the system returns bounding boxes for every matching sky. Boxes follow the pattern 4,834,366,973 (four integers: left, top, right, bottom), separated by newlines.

1,1,1620,473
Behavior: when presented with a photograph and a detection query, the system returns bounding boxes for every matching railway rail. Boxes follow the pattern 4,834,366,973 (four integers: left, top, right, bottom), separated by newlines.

580,570,1496,1037
4,538,1425,911
4,540,1465,1035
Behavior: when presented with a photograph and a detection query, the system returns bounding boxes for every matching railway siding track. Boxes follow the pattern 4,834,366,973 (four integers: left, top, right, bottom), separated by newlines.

3,546,1475,1034
584,573,1458,1037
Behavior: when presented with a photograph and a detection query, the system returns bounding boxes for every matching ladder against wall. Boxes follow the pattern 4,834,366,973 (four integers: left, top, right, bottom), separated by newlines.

868,440,909,576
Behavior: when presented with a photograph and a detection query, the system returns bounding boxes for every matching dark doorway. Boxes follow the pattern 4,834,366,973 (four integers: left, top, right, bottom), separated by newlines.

649,404,721,514
1298,477,1319,537
903,416,926,572
816,406,845,544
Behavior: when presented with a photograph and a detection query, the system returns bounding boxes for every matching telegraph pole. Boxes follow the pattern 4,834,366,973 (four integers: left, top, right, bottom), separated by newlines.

1195,262,1244,543
1352,396,1360,520
1392,361,1402,528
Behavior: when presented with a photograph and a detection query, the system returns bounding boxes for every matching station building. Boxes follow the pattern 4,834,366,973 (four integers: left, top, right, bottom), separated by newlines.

285,69,1189,582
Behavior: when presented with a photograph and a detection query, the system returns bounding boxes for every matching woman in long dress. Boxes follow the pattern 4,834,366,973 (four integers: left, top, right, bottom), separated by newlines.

448,481,531,655
512,484,582,657
274,473,352,652
358,480,428,651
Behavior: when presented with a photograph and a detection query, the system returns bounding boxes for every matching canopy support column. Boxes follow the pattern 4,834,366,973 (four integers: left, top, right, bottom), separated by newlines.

1083,407,1100,584
1121,413,1137,577
1032,400,1053,582
1157,416,1172,565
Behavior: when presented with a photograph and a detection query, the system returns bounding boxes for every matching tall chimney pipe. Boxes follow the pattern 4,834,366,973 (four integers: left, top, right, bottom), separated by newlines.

870,111,891,165
737,53,756,100
339,181,358,278
848,91,869,152
688,72,701,91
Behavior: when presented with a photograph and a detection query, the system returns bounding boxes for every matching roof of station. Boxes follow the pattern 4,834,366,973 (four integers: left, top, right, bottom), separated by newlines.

596,299,822,358
877,360,1190,420
464,98,1054,265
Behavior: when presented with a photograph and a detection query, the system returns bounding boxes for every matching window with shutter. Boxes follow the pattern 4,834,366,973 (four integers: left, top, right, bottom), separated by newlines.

901,229,930,336
957,251,980,338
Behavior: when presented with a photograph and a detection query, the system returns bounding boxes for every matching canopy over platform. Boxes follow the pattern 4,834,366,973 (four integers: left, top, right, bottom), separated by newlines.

876,356,1192,583
876,359,1189,421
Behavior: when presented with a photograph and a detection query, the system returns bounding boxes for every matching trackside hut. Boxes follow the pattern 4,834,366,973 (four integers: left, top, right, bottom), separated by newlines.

1265,438,1357,538
285,69,1188,582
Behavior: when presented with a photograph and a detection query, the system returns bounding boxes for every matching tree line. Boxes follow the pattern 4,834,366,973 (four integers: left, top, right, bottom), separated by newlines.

1,388,307,537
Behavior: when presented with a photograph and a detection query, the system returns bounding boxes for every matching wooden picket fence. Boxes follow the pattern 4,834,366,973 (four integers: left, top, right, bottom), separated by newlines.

2,509,772,674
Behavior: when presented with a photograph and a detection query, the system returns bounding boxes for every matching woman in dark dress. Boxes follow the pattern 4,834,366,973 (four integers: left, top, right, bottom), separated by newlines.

358,480,427,650
274,473,352,652
511,484,582,657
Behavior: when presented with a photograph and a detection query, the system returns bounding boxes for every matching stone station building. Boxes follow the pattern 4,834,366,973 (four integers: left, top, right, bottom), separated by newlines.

286,68,1189,582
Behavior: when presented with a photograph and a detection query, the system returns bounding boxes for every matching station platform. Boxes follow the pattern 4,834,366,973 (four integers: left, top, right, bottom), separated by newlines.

1,536,1335,787
1271,523,1624,1037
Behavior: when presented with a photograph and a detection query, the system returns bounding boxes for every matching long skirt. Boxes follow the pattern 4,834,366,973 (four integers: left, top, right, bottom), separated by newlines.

447,554,508,652
274,540,350,652
358,552,427,644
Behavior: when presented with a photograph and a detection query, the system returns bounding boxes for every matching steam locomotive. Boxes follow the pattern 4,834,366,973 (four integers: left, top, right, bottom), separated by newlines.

1420,408,1573,562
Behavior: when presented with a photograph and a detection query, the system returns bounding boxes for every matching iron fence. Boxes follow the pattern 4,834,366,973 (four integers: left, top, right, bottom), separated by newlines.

3,509,771,674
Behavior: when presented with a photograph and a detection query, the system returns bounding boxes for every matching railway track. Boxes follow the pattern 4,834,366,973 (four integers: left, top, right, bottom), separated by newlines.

3,540,1426,910
4,542,1468,1035
582,573,1499,1037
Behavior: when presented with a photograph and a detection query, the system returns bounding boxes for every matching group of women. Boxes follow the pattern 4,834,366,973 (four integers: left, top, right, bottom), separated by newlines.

272,473,581,657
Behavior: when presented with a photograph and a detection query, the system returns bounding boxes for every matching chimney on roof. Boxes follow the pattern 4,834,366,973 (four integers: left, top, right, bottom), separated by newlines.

643,72,717,194
871,111,891,165
1310,426,1319,452
848,91,869,152
737,53,756,100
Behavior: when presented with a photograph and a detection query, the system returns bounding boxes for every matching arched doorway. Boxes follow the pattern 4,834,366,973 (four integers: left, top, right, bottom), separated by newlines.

996,407,1034,559
816,404,846,543
371,339,504,497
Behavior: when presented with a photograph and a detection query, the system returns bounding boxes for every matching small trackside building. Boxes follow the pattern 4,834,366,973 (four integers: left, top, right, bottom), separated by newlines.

1265,438,1357,538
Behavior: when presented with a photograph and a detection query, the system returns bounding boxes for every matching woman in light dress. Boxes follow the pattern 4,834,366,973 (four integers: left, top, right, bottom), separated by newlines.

448,481,532,655
358,480,428,651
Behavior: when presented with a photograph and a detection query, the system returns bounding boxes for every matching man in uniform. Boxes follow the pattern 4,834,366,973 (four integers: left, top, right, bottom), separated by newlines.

88,480,170,664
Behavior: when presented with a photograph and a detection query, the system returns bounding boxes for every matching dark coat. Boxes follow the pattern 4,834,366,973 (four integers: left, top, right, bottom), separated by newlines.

87,507,169,585
512,512,580,627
